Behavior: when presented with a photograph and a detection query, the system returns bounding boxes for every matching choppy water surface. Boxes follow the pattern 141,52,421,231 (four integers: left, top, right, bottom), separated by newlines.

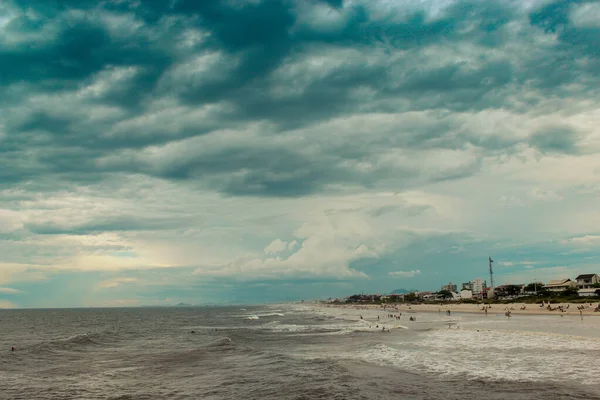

1,305,599,399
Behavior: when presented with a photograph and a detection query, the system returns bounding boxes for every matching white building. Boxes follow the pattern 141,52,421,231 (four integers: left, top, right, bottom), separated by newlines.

578,288,600,297
575,274,600,289
471,278,486,294
460,289,473,300
544,279,577,292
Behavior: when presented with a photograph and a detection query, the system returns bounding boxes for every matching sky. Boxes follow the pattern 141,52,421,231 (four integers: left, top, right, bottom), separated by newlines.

1,0,600,308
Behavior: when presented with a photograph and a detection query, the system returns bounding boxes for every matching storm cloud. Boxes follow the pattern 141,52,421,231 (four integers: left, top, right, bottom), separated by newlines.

1,0,600,306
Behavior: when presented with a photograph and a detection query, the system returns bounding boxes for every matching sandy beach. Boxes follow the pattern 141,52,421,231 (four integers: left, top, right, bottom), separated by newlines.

318,301,600,318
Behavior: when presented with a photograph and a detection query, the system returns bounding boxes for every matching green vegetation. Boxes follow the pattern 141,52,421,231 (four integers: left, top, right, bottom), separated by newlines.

563,286,579,296
404,292,417,302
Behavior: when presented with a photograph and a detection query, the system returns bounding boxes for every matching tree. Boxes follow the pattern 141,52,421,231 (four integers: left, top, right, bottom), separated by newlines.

504,285,522,296
525,282,544,292
563,286,579,296
405,292,417,302
592,283,600,288
438,290,452,299
525,282,549,295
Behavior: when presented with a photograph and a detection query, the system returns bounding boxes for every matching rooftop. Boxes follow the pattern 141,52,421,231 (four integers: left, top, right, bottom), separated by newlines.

545,279,573,287
576,274,598,280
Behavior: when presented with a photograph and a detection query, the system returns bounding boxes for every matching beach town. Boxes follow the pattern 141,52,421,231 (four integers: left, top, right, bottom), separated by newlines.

324,272,600,317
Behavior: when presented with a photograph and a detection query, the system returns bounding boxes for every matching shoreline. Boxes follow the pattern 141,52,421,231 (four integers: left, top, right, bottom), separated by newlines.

317,302,600,317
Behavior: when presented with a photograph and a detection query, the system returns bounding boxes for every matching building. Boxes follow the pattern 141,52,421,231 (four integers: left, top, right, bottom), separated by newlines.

575,274,600,289
441,282,457,292
577,288,600,297
461,282,472,291
471,278,486,294
460,289,473,299
416,291,433,301
544,279,577,292
423,293,445,301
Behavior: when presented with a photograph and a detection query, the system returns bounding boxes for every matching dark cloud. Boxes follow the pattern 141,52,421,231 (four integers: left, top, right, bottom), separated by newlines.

26,215,186,235
1,0,598,196
529,126,581,154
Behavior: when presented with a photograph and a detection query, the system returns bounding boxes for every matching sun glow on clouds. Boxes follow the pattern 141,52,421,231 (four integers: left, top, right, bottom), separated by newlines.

389,270,421,278
1,0,600,306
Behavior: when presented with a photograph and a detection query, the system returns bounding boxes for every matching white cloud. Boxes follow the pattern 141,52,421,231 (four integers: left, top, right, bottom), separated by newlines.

570,3,600,28
97,277,138,289
388,270,421,278
264,239,289,255
0,263,48,285
0,287,23,294
561,235,600,245
530,188,563,202
0,300,18,309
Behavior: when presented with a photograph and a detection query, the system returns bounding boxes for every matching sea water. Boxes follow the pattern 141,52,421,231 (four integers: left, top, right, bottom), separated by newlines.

0,305,598,399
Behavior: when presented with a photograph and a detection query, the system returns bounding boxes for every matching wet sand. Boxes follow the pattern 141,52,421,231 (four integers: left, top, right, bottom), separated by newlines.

319,301,600,317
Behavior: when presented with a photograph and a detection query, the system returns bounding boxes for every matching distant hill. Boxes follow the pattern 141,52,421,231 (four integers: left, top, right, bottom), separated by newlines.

174,302,194,307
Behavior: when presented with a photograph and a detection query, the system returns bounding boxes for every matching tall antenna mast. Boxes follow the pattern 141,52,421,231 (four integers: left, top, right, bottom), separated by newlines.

488,256,494,289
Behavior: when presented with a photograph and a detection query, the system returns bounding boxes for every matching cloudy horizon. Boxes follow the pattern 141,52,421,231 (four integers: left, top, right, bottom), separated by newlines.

1,0,600,308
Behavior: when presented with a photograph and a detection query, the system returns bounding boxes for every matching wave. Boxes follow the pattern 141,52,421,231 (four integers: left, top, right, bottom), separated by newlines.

354,328,600,384
207,337,235,347
240,313,284,320
24,331,121,353
257,313,285,317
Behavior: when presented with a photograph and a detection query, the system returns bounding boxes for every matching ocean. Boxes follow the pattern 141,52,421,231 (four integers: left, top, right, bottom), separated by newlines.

1,304,599,399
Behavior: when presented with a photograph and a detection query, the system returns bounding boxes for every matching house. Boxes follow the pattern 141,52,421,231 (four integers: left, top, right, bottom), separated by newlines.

578,288,600,297
416,291,433,301
575,274,600,289
544,279,577,292
460,289,473,300
423,293,445,301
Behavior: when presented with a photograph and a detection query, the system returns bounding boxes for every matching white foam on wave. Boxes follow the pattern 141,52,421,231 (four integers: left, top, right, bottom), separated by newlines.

246,315,260,320
261,319,407,335
355,328,600,384
257,313,285,317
